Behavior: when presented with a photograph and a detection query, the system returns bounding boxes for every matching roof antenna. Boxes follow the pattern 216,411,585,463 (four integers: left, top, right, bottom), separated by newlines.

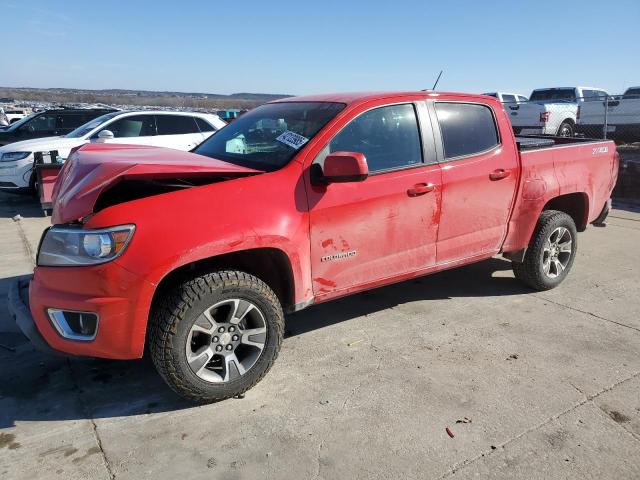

431,70,443,91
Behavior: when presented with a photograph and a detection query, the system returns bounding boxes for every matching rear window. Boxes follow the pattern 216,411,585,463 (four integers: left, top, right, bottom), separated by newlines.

156,115,200,135
501,94,517,103
530,89,576,102
435,103,499,160
623,88,640,99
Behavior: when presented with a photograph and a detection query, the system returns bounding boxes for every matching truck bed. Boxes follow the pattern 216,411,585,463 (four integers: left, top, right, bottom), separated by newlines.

515,135,606,151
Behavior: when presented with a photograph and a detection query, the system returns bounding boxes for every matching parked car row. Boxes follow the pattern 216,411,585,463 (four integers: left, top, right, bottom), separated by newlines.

0,110,226,191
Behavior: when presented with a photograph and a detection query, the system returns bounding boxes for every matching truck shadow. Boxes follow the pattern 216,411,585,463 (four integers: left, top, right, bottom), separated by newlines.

286,257,525,337
0,257,528,428
0,191,46,219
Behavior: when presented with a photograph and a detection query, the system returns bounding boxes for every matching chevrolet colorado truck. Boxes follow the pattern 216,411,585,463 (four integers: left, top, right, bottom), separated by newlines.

9,91,618,403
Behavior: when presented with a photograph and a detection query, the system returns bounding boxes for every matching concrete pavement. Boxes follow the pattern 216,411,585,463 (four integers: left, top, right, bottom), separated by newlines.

0,191,638,479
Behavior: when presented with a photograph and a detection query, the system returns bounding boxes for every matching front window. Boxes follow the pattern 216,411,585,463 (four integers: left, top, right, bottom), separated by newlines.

328,104,423,173
66,112,121,138
26,114,57,132
193,102,345,171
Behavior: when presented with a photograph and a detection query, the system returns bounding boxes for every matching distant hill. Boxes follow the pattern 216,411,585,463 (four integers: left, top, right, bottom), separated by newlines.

0,86,293,110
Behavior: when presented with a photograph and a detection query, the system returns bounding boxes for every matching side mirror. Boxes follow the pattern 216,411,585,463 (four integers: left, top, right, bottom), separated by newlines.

322,152,368,183
96,130,114,143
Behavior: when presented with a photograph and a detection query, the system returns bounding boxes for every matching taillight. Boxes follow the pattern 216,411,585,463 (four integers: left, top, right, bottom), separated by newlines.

576,106,581,121
539,112,551,123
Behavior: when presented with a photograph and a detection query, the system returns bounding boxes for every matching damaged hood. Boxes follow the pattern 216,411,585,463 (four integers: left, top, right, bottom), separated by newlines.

52,143,261,224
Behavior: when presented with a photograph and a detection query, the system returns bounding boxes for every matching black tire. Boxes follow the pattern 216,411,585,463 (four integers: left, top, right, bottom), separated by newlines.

149,270,284,403
512,210,578,291
557,121,574,137
29,172,38,197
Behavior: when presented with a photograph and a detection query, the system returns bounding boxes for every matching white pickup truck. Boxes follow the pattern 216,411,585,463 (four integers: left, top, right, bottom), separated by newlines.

508,87,609,137
577,87,640,142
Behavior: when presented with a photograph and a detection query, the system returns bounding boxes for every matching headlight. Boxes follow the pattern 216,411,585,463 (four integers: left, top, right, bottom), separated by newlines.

1,151,32,162
37,225,135,266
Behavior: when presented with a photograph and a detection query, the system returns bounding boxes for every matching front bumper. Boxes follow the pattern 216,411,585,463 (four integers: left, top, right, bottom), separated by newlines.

13,260,156,360
0,160,33,190
7,275,59,355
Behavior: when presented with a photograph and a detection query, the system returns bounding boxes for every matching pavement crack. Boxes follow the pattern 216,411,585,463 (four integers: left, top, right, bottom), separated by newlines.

531,294,640,334
66,359,116,480
592,400,640,444
439,370,640,478
341,343,382,411
14,218,36,265
312,439,324,480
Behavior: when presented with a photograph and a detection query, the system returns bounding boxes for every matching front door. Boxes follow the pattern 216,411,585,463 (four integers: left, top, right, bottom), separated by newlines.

431,101,519,263
96,114,156,146
307,103,441,295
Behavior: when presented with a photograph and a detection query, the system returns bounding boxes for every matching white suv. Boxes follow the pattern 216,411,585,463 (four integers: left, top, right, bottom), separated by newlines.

0,110,226,191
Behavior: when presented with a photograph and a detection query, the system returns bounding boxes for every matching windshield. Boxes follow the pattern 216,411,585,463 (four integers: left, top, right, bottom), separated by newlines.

193,102,345,171
530,89,576,102
65,111,122,138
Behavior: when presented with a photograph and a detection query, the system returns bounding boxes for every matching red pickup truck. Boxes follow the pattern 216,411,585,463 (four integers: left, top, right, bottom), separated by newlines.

9,91,618,402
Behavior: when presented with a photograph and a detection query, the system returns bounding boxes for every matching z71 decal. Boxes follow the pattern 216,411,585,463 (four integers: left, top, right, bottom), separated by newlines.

592,146,609,155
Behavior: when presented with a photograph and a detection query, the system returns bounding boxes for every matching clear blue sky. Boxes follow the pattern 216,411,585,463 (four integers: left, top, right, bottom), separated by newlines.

1,0,638,96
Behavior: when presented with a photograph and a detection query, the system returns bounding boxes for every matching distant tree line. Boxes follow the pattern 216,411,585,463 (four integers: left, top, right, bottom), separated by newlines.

0,88,266,111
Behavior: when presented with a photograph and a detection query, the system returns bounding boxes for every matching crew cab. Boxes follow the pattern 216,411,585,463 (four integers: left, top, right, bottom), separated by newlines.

509,87,609,137
9,91,618,403
0,110,226,192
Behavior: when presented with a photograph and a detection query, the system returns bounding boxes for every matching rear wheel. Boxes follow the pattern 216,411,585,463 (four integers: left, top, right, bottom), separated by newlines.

512,210,577,290
149,271,284,403
557,121,574,137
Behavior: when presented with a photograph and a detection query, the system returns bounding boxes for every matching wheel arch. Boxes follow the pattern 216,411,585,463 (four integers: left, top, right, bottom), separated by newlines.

556,117,575,135
542,192,589,231
150,247,296,317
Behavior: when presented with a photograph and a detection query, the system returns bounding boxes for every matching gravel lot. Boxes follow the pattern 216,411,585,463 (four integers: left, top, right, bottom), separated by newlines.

0,191,639,480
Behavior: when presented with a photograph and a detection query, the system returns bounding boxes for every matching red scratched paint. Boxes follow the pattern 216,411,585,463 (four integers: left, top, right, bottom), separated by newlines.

29,91,617,359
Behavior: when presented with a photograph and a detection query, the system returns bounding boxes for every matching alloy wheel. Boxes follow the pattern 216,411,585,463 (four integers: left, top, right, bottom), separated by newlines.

542,226,573,278
185,298,267,383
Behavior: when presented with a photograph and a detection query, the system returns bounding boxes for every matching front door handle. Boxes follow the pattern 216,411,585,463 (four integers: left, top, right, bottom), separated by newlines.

489,169,511,181
407,183,435,196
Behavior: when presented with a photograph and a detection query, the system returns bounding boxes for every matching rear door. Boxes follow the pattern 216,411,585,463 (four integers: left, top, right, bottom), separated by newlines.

431,101,519,263
307,102,442,295
154,115,204,151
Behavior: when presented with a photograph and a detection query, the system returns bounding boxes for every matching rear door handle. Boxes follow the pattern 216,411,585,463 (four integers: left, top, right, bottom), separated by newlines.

407,183,435,196
489,169,511,181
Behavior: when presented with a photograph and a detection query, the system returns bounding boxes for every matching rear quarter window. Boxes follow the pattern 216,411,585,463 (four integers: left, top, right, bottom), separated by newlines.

195,117,215,132
435,103,499,160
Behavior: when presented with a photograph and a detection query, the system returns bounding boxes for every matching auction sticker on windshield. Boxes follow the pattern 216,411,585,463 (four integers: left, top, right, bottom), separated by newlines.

275,131,309,150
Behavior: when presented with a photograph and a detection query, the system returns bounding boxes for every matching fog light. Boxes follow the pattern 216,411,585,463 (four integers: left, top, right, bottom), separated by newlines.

47,309,99,341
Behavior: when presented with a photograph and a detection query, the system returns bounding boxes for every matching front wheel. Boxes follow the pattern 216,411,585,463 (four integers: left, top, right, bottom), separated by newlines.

512,210,577,291
149,271,284,403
